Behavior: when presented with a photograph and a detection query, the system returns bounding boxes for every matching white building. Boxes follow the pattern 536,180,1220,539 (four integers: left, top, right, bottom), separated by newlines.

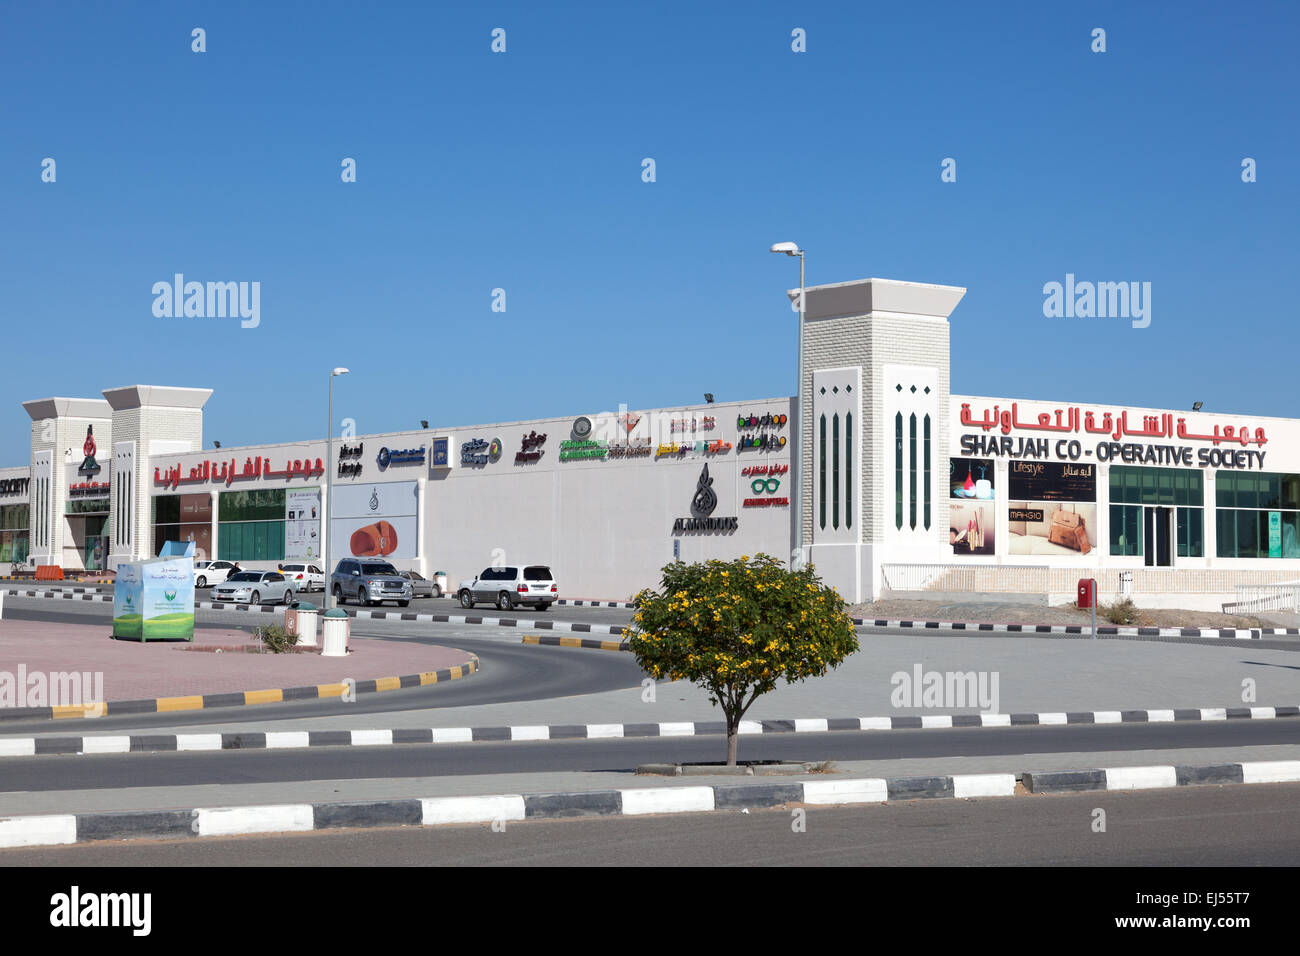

3,276,1297,609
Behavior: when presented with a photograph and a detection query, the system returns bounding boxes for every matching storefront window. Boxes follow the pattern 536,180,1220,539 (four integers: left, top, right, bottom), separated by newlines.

217,489,286,560
1215,472,1300,558
1,504,31,564
1176,507,1204,558
1110,504,1142,556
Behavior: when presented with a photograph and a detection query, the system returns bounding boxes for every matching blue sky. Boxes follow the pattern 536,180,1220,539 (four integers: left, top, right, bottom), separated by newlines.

2,1,1296,458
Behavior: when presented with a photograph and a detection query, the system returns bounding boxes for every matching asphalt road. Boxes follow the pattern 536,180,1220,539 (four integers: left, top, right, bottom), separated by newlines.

0,631,643,734
5,718,1300,792
3,784,1297,867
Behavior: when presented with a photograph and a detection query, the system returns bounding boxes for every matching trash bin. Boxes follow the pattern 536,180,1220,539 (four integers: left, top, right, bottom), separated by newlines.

434,570,448,596
289,600,319,647
321,608,350,657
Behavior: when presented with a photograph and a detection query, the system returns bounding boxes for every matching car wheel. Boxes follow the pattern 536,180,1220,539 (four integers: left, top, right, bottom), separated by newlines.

196,576,207,589
358,587,369,607
283,589,294,605
333,585,345,606
497,591,513,611
537,602,551,611
459,590,474,609
432,585,442,599
398,600,409,607
251,590,261,605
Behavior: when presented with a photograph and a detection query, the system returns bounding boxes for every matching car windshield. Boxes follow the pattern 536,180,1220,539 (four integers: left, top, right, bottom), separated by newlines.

362,563,397,575
524,566,552,581
227,572,261,582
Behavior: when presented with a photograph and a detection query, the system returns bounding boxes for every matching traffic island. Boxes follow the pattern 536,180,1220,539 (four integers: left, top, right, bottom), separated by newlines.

0,618,479,721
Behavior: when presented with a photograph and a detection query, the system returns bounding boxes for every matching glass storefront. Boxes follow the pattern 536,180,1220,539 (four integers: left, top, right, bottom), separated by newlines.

1215,472,1300,558
217,489,285,561
0,503,29,563
1109,467,1204,558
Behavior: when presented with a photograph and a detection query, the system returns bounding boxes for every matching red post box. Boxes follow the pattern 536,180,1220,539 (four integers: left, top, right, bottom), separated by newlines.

1077,578,1097,609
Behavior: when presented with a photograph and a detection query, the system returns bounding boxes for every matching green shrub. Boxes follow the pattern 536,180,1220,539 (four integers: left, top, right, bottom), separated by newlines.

256,623,300,653
1101,597,1141,625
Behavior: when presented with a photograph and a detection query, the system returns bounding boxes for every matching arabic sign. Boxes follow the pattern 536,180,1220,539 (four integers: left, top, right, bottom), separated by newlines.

958,402,1272,471
154,456,325,490
516,431,547,464
672,464,738,534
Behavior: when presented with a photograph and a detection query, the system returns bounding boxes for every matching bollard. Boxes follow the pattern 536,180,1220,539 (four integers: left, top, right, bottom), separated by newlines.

321,609,349,657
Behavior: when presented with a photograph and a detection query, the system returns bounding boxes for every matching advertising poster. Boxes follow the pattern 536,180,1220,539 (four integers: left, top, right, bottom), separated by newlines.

950,457,994,501
285,487,322,560
949,458,995,555
330,481,418,560
112,542,195,641
1005,461,1097,556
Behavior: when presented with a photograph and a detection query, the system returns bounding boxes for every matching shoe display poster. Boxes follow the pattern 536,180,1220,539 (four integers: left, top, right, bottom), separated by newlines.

329,481,418,559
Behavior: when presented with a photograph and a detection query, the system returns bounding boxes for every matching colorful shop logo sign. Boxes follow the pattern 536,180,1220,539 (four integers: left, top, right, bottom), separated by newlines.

77,425,102,476
743,476,789,508
656,440,732,459
737,413,787,430
672,464,738,534
163,589,178,602
377,446,426,469
669,416,716,433
461,438,493,466
560,439,608,461
516,431,547,464
738,433,787,451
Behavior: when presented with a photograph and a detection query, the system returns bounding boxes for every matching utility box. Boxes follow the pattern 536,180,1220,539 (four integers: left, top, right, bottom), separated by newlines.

1077,577,1097,609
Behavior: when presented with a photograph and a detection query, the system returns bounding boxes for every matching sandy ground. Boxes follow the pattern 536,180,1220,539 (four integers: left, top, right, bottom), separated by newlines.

845,598,1297,629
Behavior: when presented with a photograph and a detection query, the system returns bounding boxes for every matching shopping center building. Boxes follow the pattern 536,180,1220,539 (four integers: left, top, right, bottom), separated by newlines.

3,275,1298,609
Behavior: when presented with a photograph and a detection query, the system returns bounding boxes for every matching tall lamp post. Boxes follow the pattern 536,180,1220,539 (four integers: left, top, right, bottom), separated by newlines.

770,242,805,567
324,367,349,609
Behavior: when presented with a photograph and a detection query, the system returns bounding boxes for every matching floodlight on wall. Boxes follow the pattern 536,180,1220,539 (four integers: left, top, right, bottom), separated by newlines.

421,420,429,429
1192,402,1203,412
704,394,714,404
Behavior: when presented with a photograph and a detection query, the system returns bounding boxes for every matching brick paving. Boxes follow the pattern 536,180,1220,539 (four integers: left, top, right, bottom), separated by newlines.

0,619,472,701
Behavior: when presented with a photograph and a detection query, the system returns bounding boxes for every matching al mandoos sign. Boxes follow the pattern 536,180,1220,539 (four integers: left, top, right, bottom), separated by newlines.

672,464,738,534
958,402,1272,470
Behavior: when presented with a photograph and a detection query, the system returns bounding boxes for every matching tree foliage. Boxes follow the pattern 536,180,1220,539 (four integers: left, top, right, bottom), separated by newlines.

629,553,858,763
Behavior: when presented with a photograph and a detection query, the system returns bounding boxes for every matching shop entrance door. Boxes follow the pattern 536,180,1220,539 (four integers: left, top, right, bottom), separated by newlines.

82,515,109,571
1144,506,1172,567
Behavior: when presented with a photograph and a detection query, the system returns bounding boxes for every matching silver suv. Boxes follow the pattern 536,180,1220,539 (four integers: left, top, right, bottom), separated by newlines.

331,558,413,607
458,565,557,611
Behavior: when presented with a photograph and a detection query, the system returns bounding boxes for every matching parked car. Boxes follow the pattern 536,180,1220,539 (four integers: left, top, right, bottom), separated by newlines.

278,562,325,592
212,570,296,605
399,570,440,598
331,558,412,607
194,559,238,589
458,565,557,611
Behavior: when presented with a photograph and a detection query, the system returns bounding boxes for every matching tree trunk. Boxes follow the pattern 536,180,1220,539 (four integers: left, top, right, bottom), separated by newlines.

726,714,739,766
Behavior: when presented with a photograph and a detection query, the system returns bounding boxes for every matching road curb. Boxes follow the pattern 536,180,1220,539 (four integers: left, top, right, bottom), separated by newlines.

5,760,1298,848
851,618,1300,639
0,655,481,723
522,634,629,652
5,704,1295,753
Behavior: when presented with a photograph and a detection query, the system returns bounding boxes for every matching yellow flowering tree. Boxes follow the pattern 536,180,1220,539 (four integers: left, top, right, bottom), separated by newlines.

629,553,858,766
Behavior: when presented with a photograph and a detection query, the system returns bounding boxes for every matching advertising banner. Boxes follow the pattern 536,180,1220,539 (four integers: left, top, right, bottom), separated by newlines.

285,487,322,560
1007,461,1096,502
330,481,418,559
112,541,196,641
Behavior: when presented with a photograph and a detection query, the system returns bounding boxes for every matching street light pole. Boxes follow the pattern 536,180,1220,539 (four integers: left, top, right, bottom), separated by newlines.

770,242,806,568
324,367,349,609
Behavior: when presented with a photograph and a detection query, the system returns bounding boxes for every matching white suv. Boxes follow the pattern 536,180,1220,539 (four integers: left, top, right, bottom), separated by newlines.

458,565,557,611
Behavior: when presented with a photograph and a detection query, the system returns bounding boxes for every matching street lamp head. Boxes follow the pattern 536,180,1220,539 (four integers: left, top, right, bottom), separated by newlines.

704,393,714,404
332,367,350,376
769,241,801,256
1192,401,1203,412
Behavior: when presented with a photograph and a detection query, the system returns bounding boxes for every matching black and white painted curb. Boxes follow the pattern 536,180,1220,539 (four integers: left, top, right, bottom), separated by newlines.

5,705,1296,757
5,759,1300,848
1023,759,1300,793
7,588,1298,640
556,599,638,609
852,618,1300,639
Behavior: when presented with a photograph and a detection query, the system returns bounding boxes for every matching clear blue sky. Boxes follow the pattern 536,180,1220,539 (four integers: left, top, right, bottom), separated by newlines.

2,1,1296,459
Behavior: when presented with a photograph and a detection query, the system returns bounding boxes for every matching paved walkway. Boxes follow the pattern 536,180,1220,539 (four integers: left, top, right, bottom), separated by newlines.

0,619,472,702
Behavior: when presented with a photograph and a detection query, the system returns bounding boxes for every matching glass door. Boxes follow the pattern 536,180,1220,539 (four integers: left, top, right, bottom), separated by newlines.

1144,506,1172,567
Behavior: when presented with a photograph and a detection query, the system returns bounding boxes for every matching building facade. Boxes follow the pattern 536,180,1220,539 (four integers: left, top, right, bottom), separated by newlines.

3,276,1297,608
